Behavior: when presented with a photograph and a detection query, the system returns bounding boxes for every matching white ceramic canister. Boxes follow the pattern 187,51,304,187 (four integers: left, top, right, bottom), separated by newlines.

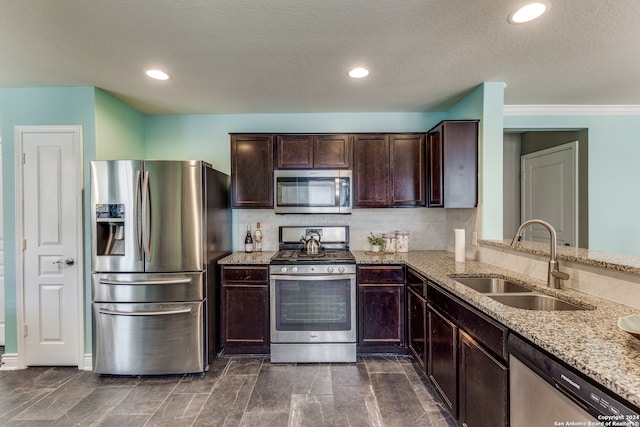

382,233,396,252
396,230,409,253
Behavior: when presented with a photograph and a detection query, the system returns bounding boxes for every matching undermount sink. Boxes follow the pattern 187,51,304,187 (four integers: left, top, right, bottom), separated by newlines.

452,277,532,294
487,294,587,311
451,275,591,311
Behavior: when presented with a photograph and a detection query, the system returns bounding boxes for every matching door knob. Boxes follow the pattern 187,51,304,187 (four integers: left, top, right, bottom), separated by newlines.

54,258,75,266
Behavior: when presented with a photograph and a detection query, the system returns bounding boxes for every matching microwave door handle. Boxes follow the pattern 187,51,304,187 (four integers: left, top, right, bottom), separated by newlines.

335,177,340,207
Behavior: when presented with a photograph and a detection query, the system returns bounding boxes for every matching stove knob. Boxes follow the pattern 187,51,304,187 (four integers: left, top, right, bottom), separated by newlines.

338,266,345,273
291,266,298,273
327,266,334,273
280,266,288,273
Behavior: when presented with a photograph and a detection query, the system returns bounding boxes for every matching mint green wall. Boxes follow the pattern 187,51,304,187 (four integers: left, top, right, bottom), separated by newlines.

0,87,97,354
446,83,505,240
95,89,145,159
504,114,640,256
144,112,446,174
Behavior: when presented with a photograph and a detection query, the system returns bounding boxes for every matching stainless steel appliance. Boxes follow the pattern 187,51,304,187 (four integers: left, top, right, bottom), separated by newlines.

274,169,352,214
509,334,640,424
90,160,231,375
270,226,356,363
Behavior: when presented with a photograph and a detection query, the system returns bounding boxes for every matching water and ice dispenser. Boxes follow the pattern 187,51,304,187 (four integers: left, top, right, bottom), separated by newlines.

95,203,125,256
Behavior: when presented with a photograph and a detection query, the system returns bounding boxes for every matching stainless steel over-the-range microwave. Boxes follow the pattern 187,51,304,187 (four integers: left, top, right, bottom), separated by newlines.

274,169,352,214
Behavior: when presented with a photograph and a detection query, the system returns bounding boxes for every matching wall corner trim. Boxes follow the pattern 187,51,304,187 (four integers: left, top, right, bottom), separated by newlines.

504,105,640,116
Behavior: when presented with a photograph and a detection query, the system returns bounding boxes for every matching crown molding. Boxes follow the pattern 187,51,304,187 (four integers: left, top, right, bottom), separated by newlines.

504,105,640,116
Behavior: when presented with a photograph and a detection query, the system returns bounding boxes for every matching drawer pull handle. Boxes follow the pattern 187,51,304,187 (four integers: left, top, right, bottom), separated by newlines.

98,308,192,316
99,278,191,286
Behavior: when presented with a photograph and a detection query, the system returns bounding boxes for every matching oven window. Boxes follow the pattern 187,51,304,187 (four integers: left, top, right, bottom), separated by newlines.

274,279,351,331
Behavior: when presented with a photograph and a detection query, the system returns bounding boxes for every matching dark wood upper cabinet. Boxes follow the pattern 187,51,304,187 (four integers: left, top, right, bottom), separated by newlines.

390,133,426,206
230,134,274,208
427,120,478,208
353,134,390,207
276,134,352,169
354,133,425,207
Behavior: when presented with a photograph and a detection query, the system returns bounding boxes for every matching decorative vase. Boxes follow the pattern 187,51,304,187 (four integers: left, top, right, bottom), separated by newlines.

371,244,380,253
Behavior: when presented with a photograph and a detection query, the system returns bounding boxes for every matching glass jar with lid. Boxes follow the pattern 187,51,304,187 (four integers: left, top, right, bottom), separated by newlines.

396,230,409,253
382,233,396,253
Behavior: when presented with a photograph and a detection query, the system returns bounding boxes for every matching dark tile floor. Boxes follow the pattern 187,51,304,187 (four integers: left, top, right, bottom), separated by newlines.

0,355,456,426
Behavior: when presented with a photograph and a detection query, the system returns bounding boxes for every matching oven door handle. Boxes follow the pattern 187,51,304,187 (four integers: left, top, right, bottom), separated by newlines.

98,308,193,316
271,274,355,281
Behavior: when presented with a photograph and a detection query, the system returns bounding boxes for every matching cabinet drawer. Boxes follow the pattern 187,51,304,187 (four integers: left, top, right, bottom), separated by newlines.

406,268,427,296
428,282,508,361
222,266,269,284
357,265,404,284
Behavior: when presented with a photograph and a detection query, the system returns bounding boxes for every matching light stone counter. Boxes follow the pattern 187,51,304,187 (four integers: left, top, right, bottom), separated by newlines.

354,250,640,409
218,251,277,265
481,239,640,275
219,250,640,408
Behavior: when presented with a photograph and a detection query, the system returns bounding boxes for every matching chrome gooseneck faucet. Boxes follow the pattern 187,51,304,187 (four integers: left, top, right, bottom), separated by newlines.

511,219,570,289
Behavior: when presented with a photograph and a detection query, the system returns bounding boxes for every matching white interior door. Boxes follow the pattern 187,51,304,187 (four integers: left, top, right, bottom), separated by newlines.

521,141,578,246
17,125,83,366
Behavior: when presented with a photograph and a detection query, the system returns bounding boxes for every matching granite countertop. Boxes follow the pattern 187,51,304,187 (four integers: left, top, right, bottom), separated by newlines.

481,239,640,275
218,251,277,265
219,250,640,407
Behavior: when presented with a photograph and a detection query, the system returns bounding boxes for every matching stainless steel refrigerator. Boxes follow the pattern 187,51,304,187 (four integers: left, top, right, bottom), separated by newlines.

90,160,231,375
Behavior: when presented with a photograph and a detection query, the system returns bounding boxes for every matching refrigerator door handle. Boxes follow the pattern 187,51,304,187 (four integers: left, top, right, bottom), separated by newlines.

98,308,193,316
141,170,152,262
134,169,143,260
98,278,192,286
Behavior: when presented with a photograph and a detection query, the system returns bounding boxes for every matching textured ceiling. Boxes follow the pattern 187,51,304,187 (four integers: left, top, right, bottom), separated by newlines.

1,0,639,114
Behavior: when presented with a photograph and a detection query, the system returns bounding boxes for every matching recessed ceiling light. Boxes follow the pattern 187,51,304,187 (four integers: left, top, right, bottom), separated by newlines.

145,69,171,80
349,67,369,79
509,1,550,24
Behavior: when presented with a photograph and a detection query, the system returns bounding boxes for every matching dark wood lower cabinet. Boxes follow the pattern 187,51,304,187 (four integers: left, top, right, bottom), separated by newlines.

425,281,509,427
428,305,458,417
407,286,427,368
357,265,405,352
458,330,508,427
220,266,270,354
358,284,404,349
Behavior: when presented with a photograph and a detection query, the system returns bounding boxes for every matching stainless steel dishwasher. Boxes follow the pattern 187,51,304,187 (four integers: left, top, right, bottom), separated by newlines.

509,334,639,425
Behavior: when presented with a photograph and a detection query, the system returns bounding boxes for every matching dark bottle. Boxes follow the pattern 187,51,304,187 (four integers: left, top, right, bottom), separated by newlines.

244,224,254,253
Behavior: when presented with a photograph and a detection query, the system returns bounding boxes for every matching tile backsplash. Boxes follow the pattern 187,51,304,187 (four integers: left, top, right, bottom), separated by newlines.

236,208,478,252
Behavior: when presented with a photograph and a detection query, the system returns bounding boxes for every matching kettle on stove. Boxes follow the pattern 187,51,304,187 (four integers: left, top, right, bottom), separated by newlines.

300,231,322,254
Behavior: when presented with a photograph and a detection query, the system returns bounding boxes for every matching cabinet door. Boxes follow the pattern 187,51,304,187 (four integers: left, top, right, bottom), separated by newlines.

358,284,404,348
353,134,390,207
314,134,352,168
276,135,313,169
442,121,478,208
428,305,458,417
220,284,269,353
231,135,274,208
427,129,443,207
390,134,426,206
407,287,427,369
458,330,508,427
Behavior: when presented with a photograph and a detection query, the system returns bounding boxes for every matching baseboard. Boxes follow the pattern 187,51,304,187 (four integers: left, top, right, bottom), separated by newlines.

1,353,19,370
0,353,92,371
82,354,93,371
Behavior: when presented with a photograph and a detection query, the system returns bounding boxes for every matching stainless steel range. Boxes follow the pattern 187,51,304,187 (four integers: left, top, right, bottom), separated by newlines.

270,226,356,363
